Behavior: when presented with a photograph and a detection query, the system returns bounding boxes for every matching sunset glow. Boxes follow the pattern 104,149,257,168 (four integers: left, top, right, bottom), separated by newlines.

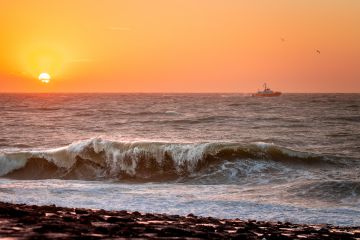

38,73,51,84
0,1,359,92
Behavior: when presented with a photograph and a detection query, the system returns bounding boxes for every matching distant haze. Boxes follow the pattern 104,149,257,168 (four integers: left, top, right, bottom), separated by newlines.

0,1,359,92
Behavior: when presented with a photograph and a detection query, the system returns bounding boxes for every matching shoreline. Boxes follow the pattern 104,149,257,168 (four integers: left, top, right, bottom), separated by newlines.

0,202,359,239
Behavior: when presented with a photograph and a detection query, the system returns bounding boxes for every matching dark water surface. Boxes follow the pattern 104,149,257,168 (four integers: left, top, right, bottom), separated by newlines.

0,93,359,225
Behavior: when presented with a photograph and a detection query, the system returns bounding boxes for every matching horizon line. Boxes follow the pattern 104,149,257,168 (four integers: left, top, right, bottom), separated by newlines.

0,92,359,94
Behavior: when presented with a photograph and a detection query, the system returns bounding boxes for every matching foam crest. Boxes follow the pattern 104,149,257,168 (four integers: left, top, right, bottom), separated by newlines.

0,138,330,181
0,153,28,176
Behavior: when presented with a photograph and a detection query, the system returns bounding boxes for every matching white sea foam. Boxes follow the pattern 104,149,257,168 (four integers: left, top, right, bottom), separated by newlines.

0,154,28,176
164,110,180,115
0,138,329,181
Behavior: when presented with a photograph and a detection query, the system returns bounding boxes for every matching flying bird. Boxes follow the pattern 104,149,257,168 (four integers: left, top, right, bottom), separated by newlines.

316,49,321,54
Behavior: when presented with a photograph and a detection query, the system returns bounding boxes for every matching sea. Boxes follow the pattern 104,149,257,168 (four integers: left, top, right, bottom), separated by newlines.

0,93,359,226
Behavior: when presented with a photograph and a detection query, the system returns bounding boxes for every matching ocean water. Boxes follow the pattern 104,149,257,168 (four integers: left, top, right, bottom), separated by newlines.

0,93,359,226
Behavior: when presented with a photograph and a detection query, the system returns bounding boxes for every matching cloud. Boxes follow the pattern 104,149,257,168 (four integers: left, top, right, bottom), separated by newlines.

68,58,94,63
106,26,131,31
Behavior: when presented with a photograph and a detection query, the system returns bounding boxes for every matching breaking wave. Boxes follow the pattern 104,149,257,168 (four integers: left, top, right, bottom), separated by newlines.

0,138,333,181
288,180,360,204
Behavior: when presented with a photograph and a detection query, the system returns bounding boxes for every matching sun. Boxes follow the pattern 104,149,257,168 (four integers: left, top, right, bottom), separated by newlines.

38,72,51,83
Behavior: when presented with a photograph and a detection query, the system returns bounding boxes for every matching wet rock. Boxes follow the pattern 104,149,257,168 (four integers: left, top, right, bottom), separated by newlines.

75,208,88,214
0,201,359,239
159,227,193,237
106,216,133,223
131,211,141,216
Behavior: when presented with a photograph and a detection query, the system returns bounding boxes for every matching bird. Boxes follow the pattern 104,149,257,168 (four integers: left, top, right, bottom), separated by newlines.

316,49,321,54
281,37,285,42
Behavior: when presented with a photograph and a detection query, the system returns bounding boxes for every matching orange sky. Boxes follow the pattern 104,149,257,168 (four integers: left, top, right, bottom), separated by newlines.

0,0,359,92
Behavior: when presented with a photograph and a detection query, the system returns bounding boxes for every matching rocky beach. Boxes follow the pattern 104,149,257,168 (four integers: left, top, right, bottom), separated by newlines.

0,202,359,239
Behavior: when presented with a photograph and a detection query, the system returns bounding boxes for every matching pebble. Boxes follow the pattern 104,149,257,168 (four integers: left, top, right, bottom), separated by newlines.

0,201,359,239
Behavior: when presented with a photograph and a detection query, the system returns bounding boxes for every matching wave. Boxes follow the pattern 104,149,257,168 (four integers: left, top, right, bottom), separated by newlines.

288,180,360,204
0,138,333,181
346,104,359,109
152,116,232,125
330,116,360,122
164,110,181,115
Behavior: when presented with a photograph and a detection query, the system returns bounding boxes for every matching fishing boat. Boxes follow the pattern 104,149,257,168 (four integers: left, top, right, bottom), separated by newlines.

252,83,281,97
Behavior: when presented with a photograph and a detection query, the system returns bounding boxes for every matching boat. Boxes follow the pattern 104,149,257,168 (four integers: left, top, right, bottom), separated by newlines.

252,83,281,97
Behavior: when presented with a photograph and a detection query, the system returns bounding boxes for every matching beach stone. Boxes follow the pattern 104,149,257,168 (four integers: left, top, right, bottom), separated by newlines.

75,208,88,214
106,216,133,223
0,201,359,239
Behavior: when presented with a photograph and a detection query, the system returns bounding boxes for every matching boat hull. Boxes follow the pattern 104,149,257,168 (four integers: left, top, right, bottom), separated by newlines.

252,92,282,97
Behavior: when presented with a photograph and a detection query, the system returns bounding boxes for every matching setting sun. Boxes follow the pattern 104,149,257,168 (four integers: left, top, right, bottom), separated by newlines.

38,72,51,83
